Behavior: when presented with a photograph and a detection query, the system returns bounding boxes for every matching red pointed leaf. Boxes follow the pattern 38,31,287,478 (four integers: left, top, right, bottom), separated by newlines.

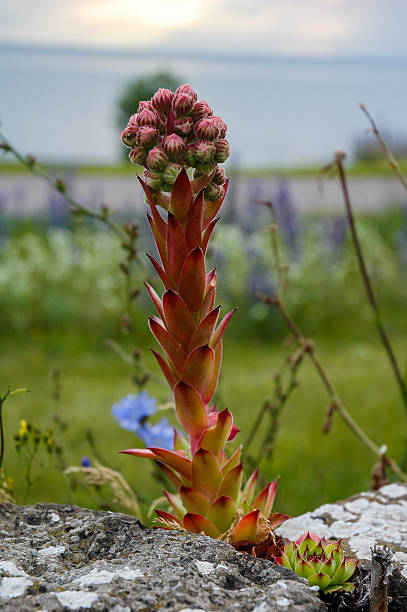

189,307,220,351
201,217,219,254
230,509,260,544
190,169,215,193
268,513,290,530
200,282,216,319
155,509,182,527
181,346,214,397
174,381,208,440
144,282,164,319
178,247,206,313
200,409,233,459
170,167,193,221
228,424,240,441
138,176,167,238
208,496,237,533
203,179,229,229
163,290,196,346
150,348,177,388
203,340,222,404
192,448,222,503
217,462,243,501
167,213,188,284
185,191,204,250
147,213,167,268
179,486,210,515
251,477,279,517
211,308,237,348
119,448,156,458
183,513,220,538
149,316,186,373
149,447,192,481
147,254,172,290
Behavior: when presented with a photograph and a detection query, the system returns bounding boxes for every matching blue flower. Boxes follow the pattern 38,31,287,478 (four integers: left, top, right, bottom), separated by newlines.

80,456,92,467
137,419,174,450
112,391,157,432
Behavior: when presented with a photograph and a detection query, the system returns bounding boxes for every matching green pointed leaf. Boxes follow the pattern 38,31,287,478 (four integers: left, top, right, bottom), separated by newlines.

217,463,243,501
179,486,210,515
174,381,208,440
208,496,237,533
192,448,222,503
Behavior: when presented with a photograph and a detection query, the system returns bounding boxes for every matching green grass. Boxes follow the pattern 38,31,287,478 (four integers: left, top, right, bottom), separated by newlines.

2,328,406,520
1,157,407,177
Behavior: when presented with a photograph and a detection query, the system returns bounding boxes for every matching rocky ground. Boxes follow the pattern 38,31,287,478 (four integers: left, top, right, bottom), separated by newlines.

1,483,407,611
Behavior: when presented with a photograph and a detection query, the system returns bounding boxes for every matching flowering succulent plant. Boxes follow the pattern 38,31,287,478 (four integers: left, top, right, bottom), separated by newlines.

120,84,288,550
121,84,229,209
275,532,358,594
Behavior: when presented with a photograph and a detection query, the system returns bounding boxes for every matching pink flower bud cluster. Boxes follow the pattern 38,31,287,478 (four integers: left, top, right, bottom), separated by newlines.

120,84,230,202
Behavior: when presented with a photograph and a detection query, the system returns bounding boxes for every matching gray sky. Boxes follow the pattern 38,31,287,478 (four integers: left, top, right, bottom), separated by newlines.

1,0,407,58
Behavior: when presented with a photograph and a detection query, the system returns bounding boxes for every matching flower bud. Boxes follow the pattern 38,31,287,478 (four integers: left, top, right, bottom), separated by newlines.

151,88,174,114
144,169,162,191
137,100,154,112
195,162,216,176
128,114,138,127
184,145,197,168
136,108,160,127
121,126,139,147
211,116,227,138
204,182,224,201
195,117,219,140
194,140,216,164
175,84,198,102
174,117,194,137
147,146,169,171
163,133,186,161
191,100,212,122
162,163,182,187
137,126,159,148
172,93,194,117
212,166,226,185
214,138,230,163
129,146,147,165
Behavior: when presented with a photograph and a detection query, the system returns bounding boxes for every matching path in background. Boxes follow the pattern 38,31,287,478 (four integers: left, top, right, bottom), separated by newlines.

0,174,406,219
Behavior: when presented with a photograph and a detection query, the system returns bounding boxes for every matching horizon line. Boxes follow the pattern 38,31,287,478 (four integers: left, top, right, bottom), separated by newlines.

1,40,407,67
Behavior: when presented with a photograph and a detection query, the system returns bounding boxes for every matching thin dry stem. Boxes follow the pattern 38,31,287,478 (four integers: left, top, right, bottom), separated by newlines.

360,103,407,194
260,291,407,483
0,131,125,239
335,152,407,417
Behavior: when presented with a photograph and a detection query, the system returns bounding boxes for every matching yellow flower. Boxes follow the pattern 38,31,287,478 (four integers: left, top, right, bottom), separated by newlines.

19,419,28,437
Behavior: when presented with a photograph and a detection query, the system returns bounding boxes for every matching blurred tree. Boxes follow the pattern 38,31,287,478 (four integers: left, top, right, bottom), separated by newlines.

117,71,182,157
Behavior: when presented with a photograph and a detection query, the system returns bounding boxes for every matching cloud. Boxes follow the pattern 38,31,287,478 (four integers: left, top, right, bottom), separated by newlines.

0,0,407,58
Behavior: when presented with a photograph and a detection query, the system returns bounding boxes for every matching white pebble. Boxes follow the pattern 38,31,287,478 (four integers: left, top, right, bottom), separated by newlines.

0,576,33,599
195,560,215,574
55,591,98,610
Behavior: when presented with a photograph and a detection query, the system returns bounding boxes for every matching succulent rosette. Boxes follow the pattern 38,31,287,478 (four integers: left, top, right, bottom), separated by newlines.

120,84,230,208
120,86,288,550
275,532,358,594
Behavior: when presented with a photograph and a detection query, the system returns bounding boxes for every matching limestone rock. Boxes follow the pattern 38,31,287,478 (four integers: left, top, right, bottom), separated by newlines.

0,502,324,611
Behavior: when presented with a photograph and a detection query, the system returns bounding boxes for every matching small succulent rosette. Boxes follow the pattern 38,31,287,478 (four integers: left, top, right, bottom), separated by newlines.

275,531,358,594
